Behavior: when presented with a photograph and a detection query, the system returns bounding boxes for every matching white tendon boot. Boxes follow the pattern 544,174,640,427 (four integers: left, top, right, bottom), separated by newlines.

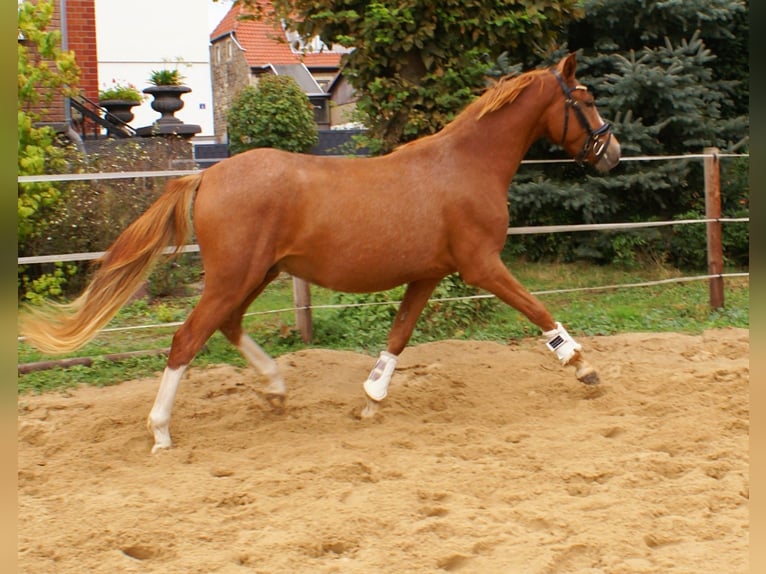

363,351,398,401
542,322,582,365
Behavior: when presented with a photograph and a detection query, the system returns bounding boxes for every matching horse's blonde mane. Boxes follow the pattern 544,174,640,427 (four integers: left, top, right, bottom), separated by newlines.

476,68,549,119
391,67,551,153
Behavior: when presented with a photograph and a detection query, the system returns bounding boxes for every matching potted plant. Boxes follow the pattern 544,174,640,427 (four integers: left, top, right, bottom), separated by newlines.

148,68,186,87
143,68,191,125
98,80,143,124
136,64,200,137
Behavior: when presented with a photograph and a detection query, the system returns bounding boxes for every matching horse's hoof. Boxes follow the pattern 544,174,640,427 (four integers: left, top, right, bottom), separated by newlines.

264,392,286,413
357,397,381,419
148,419,172,453
576,368,600,385
151,441,171,454
150,432,172,454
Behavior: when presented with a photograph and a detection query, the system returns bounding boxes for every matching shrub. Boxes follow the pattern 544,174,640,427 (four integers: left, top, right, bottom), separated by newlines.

226,75,318,155
20,138,201,300
314,274,497,351
668,210,749,270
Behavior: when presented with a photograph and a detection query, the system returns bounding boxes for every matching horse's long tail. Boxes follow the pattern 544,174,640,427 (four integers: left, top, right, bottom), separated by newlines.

20,173,203,354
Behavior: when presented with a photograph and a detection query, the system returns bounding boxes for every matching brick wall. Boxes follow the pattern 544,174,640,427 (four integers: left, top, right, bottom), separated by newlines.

66,0,98,99
24,0,98,126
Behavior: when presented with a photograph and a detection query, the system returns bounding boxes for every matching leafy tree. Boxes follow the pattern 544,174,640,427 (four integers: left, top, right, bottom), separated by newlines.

18,0,81,299
226,75,318,155
18,0,80,244
25,138,202,299
241,0,585,153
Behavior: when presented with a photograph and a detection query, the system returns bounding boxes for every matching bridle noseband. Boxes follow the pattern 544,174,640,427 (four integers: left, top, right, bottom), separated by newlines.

551,69,612,165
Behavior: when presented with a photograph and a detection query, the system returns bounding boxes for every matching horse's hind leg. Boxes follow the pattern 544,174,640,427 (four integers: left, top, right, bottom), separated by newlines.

149,290,245,453
361,278,441,417
461,257,599,385
218,271,287,410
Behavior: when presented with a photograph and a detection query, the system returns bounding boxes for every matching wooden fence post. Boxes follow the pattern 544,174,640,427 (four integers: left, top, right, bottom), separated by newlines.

703,147,724,309
292,276,313,343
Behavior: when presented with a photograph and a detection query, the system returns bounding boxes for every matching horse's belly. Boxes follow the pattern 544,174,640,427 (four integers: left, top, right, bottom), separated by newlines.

279,248,453,294
274,190,457,292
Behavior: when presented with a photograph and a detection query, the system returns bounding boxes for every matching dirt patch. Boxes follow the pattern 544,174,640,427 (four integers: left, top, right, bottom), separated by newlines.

18,329,749,573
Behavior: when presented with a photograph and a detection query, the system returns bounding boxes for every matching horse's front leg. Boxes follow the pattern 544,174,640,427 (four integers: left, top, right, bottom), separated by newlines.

461,258,599,385
542,321,599,384
361,278,441,417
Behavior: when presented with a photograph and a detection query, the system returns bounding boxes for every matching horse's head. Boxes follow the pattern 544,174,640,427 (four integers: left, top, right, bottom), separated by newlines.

545,53,621,173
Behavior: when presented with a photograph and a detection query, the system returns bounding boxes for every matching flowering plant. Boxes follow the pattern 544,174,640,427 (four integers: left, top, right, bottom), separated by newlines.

98,80,143,103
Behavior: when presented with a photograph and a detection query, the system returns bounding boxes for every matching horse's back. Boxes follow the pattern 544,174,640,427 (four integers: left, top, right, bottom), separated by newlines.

191,147,461,291
195,146,455,234
190,143,510,293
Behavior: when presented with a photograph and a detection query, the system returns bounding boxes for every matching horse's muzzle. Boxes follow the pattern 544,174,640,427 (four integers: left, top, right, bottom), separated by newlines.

594,137,621,173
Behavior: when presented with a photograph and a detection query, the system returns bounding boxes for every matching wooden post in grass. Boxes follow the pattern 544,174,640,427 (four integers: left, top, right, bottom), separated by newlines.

704,147,724,309
292,276,313,343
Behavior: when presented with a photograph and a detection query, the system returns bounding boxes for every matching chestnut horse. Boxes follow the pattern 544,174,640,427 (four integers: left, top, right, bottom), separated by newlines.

21,54,620,453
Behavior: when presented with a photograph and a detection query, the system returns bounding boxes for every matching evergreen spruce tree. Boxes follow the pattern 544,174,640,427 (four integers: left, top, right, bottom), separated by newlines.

506,0,748,268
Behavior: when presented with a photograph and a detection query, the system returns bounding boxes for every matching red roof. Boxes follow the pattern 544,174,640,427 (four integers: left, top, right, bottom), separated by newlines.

210,1,343,69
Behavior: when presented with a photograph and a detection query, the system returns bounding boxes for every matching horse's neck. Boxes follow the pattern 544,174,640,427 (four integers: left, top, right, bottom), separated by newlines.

438,89,551,182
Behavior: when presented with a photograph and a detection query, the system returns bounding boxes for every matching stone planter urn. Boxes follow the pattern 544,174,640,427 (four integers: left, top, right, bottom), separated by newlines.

99,99,139,124
137,85,201,138
144,85,191,125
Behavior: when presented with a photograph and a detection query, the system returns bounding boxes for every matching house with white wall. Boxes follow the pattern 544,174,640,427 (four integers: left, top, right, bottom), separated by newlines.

95,0,219,140
208,1,350,143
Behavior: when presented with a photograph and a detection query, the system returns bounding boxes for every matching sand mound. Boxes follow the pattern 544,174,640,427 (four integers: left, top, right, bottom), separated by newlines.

18,329,749,573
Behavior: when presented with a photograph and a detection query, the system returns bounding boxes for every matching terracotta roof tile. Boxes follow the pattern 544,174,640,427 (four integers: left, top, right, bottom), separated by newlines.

210,1,342,69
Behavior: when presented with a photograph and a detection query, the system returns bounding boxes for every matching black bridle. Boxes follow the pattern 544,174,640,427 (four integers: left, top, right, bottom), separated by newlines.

551,69,612,165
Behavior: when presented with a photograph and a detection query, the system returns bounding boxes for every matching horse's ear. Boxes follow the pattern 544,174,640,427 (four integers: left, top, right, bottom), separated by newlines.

558,53,577,81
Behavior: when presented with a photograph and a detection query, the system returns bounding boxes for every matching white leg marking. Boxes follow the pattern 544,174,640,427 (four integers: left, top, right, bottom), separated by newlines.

237,334,286,395
362,351,398,402
148,365,187,453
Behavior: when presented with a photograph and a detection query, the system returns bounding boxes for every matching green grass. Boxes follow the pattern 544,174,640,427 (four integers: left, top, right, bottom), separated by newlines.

17,262,749,394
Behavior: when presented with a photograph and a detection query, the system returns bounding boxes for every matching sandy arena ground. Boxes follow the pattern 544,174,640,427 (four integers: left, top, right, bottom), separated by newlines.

18,329,748,573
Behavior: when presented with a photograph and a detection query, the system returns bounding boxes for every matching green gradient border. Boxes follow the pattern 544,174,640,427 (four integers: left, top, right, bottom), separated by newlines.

2,3,17,572
750,1,762,572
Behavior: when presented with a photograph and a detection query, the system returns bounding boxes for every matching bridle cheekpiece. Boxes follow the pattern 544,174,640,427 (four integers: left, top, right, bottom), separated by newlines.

551,69,612,165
